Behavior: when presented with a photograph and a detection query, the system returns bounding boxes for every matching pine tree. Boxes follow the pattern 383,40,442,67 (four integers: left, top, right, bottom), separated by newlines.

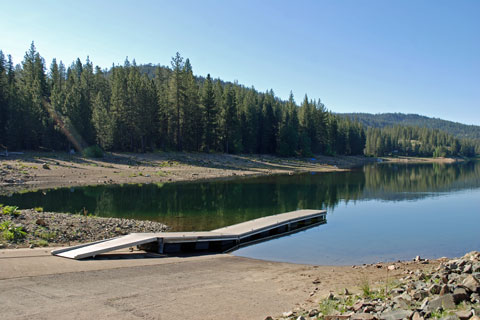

260,90,278,154
0,51,8,147
222,85,241,153
92,91,114,149
168,52,186,151
183,59,202,151
201,74,216,152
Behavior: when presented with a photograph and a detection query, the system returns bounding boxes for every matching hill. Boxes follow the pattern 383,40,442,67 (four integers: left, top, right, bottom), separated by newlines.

338,113,480,140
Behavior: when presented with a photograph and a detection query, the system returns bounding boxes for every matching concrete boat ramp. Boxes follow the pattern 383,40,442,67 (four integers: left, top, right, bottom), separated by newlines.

52,209,326,260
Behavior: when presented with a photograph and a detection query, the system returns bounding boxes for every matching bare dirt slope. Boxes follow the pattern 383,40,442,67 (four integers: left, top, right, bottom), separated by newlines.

0,152,373,195
0,248,438,320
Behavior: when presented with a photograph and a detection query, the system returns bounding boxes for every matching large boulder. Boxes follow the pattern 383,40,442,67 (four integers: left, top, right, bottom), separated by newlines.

426,294,456,311
462,275,480,293
452,287,469,303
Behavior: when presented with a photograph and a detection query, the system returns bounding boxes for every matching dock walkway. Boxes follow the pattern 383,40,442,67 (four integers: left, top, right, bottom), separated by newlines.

52,209,326,260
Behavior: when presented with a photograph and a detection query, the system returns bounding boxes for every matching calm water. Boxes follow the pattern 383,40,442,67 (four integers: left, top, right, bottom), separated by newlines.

1,161,479,265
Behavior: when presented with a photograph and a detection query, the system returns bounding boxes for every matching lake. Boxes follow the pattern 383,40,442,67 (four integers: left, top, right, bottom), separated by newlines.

1,160,479,265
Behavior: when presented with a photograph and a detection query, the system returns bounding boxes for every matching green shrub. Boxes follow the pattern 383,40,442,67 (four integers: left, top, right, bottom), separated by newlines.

82,145,104,158
35,230,56,241
32,239,49,247
360,279,371,298
0,221,27,242
1,206,20,216
34,207,43,212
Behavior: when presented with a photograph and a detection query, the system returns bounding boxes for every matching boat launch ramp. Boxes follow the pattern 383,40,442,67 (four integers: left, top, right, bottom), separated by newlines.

51,209,326,260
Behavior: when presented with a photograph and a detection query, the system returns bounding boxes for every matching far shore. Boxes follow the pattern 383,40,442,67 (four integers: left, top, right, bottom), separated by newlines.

0,151,467,195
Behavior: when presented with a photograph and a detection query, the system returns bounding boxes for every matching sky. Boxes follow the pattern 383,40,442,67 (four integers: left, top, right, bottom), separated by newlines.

1,0,479,125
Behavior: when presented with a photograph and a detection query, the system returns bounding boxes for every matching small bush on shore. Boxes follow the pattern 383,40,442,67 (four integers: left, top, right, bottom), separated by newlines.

35,230,56,241
82,145,104,158
32,239,49,247
0,221,27,242
1,205,20,216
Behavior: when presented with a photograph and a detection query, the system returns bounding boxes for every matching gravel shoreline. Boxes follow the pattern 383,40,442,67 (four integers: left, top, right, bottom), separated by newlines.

275,252,480,320
0,208,167,249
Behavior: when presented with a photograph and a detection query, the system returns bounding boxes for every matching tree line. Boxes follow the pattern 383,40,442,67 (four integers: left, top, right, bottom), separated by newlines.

341,112,480,141
0,43,365,156
0,43,478,158
364,125,479,157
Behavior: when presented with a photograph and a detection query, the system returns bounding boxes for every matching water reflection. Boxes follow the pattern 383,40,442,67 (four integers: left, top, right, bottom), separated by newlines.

1,161,479,231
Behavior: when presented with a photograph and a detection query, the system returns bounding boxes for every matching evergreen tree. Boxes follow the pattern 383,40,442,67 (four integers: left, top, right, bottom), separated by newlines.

201,74,216,152
222,85,241,153
92,91,114,149
168,52,185,150
0,51,7,147
260,91,278,154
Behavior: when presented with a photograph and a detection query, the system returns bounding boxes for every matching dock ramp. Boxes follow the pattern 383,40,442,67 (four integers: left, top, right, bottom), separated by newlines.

52,209,326,260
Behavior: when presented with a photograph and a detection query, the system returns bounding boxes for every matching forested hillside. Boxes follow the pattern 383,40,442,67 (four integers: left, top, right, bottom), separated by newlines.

0,43,365,157
365,126,478,157
0,43,478,158
339,112,480,140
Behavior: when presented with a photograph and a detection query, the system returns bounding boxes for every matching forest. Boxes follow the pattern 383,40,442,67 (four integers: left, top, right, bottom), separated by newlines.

340,112,480,140
364,126,478,157
0,43,478,158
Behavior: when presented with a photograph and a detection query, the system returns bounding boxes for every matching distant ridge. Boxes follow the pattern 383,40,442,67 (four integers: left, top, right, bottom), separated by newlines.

338,112,480,140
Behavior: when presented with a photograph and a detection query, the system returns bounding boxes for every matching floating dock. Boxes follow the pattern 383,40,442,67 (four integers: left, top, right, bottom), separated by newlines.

51,209,327,260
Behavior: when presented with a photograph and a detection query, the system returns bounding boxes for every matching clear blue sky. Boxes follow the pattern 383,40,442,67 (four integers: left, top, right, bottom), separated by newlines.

1,0,479,125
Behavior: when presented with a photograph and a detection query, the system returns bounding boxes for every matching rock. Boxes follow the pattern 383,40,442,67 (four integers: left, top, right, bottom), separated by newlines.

429,284,442,295
391,288,404,295
399,293,413,302
471,293,480,303
344,288,351,295
442,275,449,284
464,264,473,274
455,310,472,320
427,294,456,311
379,309,413,320
392,297,409,309
308,309,319,317
415,256,422,262
388,265,397,271
351,313,377,320
282,311,293,317
327,292,335,300
412,311,424,320
353,302,365,312
363,305,375,313
413,290,429,300
36,218,47,226
42,163,50,170
420,297,429,311
440,284,450,296
264,317,273,320
452,287,469,303
296,316,306,320
463,275,480,293
469,316,480,320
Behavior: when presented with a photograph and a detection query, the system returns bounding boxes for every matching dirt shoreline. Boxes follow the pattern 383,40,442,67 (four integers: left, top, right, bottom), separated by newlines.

0,247,443,320
0,151,462,195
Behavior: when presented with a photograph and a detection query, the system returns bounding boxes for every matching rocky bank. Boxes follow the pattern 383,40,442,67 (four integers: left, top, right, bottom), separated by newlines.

0,207,167,248
274,252,480,320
